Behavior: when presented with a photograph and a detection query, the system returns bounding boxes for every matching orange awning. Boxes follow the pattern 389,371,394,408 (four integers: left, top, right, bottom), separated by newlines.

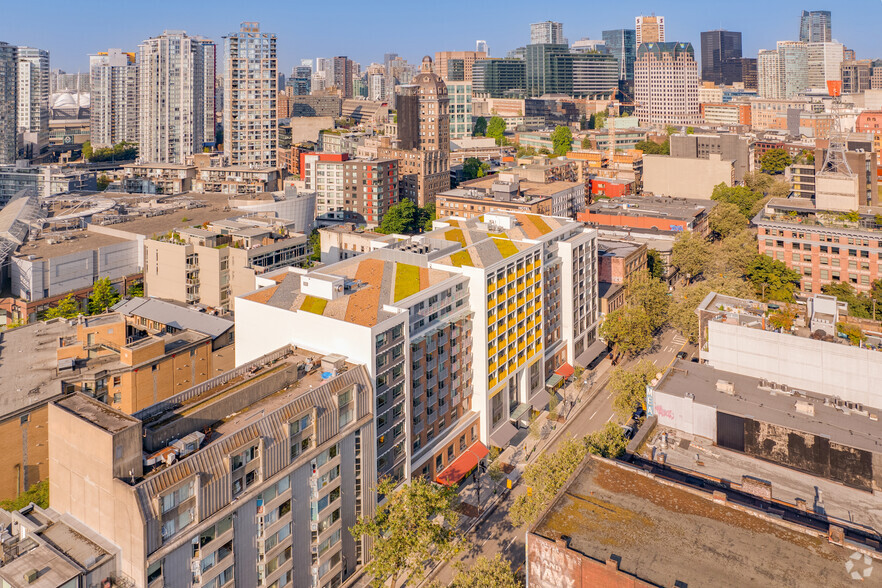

435,441,489,486
555,362,574,378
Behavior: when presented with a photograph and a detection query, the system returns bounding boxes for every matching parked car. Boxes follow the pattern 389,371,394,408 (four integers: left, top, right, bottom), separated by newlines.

633,407,646,419
676,351,688,360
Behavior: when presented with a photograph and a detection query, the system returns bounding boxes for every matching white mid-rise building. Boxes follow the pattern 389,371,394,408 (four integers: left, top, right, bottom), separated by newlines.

223,22,277,168
138,30,216,164
530,21,565,45
807,41,844,91
759,41,809,99
89,48,139,148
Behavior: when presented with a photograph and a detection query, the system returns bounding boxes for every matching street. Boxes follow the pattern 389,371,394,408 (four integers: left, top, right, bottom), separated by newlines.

425,328,693,585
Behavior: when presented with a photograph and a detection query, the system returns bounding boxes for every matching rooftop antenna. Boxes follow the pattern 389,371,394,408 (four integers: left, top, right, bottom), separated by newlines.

818,80,853,177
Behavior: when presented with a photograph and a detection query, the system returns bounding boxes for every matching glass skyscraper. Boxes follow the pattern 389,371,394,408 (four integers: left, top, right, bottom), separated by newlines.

799,10,832,43
602,29,637,82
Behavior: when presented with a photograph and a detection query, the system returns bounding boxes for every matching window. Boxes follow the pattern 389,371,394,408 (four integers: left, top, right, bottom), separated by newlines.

19,414,29,425
338,389,354,428
147,561,163,584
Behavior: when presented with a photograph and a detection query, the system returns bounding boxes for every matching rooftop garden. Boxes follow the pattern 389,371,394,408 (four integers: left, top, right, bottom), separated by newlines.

300,296,328,315
449,250,473,268
443,228,467,247
525,214,552,235
393,264,422,302
492,238,518,259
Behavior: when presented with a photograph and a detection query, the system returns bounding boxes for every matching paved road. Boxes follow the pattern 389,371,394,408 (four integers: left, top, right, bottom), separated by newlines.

426,329,694,585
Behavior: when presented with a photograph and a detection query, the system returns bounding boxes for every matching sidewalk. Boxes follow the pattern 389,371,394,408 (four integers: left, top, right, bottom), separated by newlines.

450,356,616,532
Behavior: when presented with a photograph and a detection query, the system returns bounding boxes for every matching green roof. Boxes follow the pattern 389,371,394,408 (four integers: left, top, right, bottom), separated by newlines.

393,264,421,302
492,238,519,259
449,250,474,268
300,296,328,315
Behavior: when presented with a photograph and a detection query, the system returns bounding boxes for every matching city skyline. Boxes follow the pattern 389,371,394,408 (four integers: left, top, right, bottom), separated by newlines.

0,1,876,76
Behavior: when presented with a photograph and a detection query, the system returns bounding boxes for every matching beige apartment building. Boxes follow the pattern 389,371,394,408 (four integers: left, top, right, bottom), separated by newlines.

145,218,309,310
47,348,376,588
434,50,487,82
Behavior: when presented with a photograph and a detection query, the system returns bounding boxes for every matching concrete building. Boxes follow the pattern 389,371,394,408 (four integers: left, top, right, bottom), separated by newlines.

643,153,733,198
144,217,308,310
670,132,751,182
448,172,585,218
434,50,487,82
447,80,472,140
317,224,394,264
192,163,281,195
601,29,637,82
700,30,742,85
841,60,873,94
138,30,216,164
332,56,354,98
578,195,714,237
528,454,881,587
0,43,17,165
89,49,139,148
472,58,527,98
634,42,700,126
47,351,376,588
224,22,277,167
635,14,665,46
758,41,809,99
302,153,398,226
235,212,600,481
530,21,565,45
120,163,196,195
807,42,844,91
799,10,832,43
15,47,50,159
701,101,752,126
597,239,647,285
0,162,96,203
229,182,316,234
749,97,811,131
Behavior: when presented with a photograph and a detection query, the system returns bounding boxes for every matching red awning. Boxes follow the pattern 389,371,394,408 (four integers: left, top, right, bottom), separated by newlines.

435,441,489,486
555,362,574,378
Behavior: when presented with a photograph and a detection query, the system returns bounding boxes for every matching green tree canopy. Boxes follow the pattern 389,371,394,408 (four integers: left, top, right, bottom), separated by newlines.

462,157,490,181
42,294,82,319
446,555,523,588
585,422,629,458
708,202,749,239
769,304,798,331
473,116,487,137
599,306,654,356
760,148,793,174
376,200,435,235
580,135,592,149
83,141,138,163
646,249,665,280
626,274,670,331
711,183,766,219
744,254,802,301
350,477,461,587
712,229,759,277
88,277,120,315
579,114,587,131
81,141,93,161
594,110,608,129
822,282,875,319
550,125,574,156
609,359,658,420
487,116,506,145
0,480,48,511
671,231,712,279
509,437,587,527
669,274,754,342
127,281,144,298
421,202,436,231
635,139,669,155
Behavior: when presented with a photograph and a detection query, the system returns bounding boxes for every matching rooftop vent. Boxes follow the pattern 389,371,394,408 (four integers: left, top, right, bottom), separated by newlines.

716,380,735,395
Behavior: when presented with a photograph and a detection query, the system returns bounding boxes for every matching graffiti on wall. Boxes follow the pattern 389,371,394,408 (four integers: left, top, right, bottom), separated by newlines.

528,535,580,588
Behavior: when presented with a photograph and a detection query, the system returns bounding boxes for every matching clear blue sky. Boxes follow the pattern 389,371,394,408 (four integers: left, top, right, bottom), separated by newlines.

0,0,877,76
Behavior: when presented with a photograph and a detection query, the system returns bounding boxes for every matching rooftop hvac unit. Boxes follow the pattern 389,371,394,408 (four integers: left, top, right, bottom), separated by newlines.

715,380,735,395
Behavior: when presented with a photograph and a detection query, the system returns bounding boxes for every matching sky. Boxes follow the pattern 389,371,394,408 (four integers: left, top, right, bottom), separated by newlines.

0,0,879,77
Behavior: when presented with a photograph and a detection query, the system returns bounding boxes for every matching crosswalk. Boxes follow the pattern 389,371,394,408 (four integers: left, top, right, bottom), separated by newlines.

671,334,688,346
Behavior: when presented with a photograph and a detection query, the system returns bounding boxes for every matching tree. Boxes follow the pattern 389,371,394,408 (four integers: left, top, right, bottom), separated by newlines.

579,114,587,131
96,174,111,191
626,274,670,331
744,254,802,301
446,554,523,588
377,199,420,234
686,126,695,135
0,480,49,511
837,322,865,345
42,294,81,319
760,148,792,174
646,249,665,280
822,282,873,319
713,230,759,276
508,437,587,526
550,125,573,156
420,202,436,232
89,277,121,315
308,229,321,261
127,281,144,298
580,135,592,149
671,231,712,279
769,304,797,331
711,183,766,219
665,125,677,136
350,477,461,587
81,141,93,161
599,306,654,356
487,116,506,145
635,139,669,155
585,422,629,458
669,274,755,342
462,157,490,181
473,116,487,137
587,113,596,129
708,202,749,239
594,110,608,129
609,360,658,420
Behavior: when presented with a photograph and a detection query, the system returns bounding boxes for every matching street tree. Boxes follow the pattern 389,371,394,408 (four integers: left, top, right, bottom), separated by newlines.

711,183,765,218
127,281,144,298
609,360,658,420
508,437,587,527
462,157,490,180
708,202,749,239
376,199,434,234
473,116,487,136
744,254,801,301
42,294,81,319
626,274,670,331
308,229,321,261
584,422,629,458
635,139,669,155
447,554,523,588
550,125,573,156
599,306,654,356
350,477,461,587
760,148,792,174
88,277,121,315
646,249,665,280
487,116,506,145
669,274,754,342
594,110,608,129
421,202,436,231
671,231,712,280
713,230,759,277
